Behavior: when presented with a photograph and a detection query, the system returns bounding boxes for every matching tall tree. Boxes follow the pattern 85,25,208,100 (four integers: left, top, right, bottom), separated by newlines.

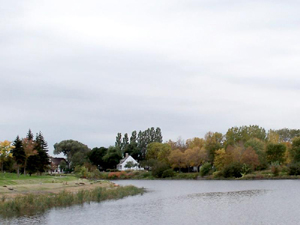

155,127,163,143
150,127,156,142
0,140,14,173
34,132,50,174
168,149,186,171
266,143,286,164
205,132,223,163
121,133,129,154
115,133,122,150
53,140,90,164
225,125,266,147
12,136,26,176
103,146,122,169
26,129,34,141
88,147,108,170
22,138,37,175
291,137,300,163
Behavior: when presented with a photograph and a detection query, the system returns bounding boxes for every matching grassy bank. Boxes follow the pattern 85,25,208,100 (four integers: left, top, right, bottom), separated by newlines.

0,185,144,218
96,170,300,180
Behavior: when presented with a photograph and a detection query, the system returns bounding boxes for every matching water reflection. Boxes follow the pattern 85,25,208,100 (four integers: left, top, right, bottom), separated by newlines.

2,180,300,225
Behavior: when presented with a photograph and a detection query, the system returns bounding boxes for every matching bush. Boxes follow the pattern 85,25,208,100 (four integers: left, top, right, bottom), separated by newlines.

106,169,120,172
151,162,170,178
222,163,243,178
175,173,198,179
200,163,212,177
288,163,300,175
162,169,174,178
270,162,280,177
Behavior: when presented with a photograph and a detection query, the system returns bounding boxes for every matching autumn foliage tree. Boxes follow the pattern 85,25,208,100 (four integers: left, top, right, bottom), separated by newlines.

168,149,186,171
0,140,14,173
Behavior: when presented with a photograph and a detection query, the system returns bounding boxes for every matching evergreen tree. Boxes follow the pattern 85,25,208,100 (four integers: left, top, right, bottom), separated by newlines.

26,129,34,141
33,132,50,174
12,136,26,177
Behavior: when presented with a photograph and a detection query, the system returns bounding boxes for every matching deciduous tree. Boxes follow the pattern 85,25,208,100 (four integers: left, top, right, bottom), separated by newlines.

0,140,14,173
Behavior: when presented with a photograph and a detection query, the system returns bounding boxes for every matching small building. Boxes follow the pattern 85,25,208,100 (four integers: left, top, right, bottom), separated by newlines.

117,153,144,171
49,157,68,174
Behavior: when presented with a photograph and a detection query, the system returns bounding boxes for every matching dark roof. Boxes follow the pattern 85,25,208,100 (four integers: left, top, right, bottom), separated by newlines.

118,155,130,165
50,157,67,165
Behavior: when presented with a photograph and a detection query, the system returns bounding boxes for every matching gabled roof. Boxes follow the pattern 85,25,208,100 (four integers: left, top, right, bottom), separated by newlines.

117,155,138,166
50,157,67,165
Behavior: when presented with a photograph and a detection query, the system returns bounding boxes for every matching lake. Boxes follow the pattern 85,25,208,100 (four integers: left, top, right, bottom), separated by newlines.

3,180,300,225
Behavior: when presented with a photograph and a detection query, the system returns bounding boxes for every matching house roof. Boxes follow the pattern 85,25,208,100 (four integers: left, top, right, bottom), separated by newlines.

50,157,67,165
117,155,130,166
117,154,139,166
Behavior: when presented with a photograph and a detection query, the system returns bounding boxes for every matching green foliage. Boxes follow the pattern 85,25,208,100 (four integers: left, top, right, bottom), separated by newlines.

174,173,198,179
124,161,137,169
291,137,300,163
53,140,90,164
103,146,122,170
241,164,251,177
200,162,212,177
288,163,300,175
161,169,174,178
205,132,223,163
266,143,286,164
12,136,25,167
59,160,67,172
225,125,266,147
88,147,108,170
222,162,243,178
151,162,170,178
275,128,300,142
71,151,88,169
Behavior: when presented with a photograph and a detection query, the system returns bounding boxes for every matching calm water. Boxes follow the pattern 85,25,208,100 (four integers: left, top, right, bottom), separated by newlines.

3,180,300,225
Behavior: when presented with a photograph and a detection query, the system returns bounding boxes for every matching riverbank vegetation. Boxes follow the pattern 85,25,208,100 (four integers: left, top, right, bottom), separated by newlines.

71,125,300,180
0,173,144,218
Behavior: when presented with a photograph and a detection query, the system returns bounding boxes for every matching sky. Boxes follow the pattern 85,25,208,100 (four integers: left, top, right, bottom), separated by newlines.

1,0,300,155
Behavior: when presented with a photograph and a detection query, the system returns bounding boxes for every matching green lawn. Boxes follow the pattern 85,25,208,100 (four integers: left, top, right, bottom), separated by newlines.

0,173,77,186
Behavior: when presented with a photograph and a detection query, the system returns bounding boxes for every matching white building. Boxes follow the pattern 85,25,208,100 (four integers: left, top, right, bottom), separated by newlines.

117,153,144,171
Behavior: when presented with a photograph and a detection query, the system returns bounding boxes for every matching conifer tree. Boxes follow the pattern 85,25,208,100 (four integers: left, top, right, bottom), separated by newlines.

34,132,50,174
26,129,34,141
12,136,26,176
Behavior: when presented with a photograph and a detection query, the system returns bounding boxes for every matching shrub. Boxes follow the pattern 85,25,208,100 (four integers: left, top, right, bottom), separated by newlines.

288,163,300,175
222,163,243,178
107,172,126,179
162,169,174,178
270,162,280,177
200,163,212,177
151,162,170,178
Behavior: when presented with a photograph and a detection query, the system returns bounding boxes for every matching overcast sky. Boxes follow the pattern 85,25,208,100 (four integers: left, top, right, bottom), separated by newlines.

1,0,300,155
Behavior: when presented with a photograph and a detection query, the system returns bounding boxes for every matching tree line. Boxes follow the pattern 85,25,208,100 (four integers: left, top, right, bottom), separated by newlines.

0,129,50,176
2,125,300,177
53,127,163,171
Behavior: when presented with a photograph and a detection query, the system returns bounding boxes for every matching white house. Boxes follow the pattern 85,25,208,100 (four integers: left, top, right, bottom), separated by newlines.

117,153,144,171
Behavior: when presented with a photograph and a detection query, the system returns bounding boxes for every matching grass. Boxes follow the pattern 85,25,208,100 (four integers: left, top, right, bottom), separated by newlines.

0,185,145,218
0,173,77,186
